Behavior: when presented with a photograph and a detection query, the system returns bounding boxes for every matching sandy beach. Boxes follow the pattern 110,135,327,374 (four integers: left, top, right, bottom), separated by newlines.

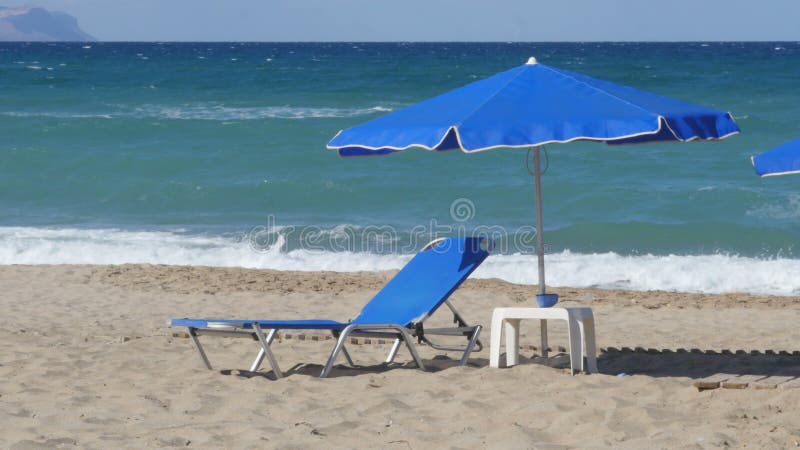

0,264,798,448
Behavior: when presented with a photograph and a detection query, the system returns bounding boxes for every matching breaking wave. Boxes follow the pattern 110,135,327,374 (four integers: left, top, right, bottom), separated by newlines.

0,104,392,121
2,226,800,296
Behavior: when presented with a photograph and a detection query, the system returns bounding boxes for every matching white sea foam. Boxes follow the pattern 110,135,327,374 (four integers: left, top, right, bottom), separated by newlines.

0,227,408,272
129,104,393,120
2,226,800,296
0,105,393,121
473,251,800,296
0,111,113,119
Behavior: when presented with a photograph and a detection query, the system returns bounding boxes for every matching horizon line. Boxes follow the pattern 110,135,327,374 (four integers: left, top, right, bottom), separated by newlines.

1,39,799,44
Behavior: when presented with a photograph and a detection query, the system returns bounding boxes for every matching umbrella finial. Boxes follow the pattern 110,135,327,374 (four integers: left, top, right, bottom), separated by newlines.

526,57,538,65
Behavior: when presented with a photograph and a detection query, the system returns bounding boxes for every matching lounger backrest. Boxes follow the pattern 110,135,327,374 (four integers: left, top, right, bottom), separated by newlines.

351,237,491,326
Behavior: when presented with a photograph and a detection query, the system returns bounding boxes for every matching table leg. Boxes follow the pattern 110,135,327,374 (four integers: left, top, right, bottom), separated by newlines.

540,319,548,359
489,311,504,368
504,319,521,367
582,314,598,373
567,315,582,375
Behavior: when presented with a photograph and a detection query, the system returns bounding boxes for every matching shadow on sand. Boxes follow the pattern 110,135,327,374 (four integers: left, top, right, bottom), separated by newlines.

596,348,800,379
219,348,800,381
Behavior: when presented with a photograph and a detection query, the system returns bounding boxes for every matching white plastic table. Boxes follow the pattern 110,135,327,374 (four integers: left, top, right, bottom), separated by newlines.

489,307,598,374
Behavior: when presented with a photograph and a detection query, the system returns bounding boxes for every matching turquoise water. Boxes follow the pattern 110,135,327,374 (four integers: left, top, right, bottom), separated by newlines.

2,42,800,294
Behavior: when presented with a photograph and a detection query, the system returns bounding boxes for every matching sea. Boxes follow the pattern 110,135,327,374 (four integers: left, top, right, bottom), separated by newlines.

1,41,800,295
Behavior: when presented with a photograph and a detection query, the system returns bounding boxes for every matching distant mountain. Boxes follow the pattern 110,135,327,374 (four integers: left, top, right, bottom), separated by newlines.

0,7,94,41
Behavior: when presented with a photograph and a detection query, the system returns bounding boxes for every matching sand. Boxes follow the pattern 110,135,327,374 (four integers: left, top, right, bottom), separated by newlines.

2,264,800,449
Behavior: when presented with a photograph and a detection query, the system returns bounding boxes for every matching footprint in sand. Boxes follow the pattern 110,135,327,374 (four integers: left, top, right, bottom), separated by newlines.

83,416,122,425
10,437,77,450
152,436,191,447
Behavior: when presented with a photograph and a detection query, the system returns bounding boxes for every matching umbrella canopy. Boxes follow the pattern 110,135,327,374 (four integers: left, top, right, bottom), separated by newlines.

752,137,800,177
329,57,739,155
327,57,740,300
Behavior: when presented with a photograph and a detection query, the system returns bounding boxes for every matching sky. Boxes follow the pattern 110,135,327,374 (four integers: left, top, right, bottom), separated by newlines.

2,0,800,42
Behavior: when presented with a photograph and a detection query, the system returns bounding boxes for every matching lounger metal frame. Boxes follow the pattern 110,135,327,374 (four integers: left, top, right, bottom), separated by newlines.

182,298,482,378
177,236,490,378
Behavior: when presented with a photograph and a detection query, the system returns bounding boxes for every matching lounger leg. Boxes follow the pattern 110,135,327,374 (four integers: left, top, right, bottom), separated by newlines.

252,324,283,378
321,326,356,378
322,325,425,377
331,330,355,367
250,328,278,372
398,328,425,371
458,325,481,366
445,300,483,351
385,338,402,364
188,327,213,370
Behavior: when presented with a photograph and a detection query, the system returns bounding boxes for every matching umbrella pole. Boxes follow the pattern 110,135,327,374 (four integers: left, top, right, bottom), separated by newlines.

532,146,546,295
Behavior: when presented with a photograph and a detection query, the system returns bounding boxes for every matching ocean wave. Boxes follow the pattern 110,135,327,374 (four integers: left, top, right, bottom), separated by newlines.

129,104,393,120
0,104,392,121
2,226,800,296
0,111,114,119
476,251,800,296
746,194,800,219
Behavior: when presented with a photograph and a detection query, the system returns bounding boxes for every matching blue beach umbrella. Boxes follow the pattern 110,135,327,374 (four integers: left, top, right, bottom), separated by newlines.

752,137,800,177
327,57,740,303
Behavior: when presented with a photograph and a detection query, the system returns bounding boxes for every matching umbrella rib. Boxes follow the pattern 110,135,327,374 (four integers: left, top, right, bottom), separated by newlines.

538,64,667,120
538,65,737,142
456,64,668,148
453,66,530,131
326,68,529,154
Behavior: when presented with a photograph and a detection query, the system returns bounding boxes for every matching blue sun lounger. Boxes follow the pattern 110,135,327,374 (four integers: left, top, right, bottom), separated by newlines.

171,237,492,378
